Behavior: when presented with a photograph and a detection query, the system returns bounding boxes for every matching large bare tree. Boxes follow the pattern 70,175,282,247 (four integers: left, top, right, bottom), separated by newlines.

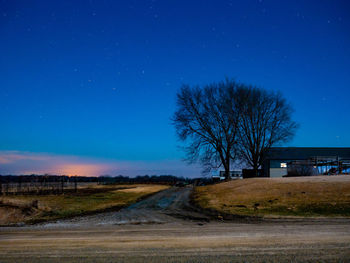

173,80,297,178
172,80,240,179
236,86,298,176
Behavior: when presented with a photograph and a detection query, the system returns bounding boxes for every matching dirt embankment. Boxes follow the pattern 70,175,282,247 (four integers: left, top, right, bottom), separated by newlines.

193,175,350,218
0,200,39,226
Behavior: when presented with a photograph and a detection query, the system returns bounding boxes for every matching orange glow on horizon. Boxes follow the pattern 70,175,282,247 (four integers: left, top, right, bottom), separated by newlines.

53,163,112,177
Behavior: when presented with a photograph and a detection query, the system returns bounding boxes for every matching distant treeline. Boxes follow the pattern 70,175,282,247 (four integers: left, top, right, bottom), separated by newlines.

99,175,191,184
0,174,210,184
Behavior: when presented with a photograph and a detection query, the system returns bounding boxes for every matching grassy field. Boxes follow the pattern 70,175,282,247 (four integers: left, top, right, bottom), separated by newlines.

0,184,169,225
194,176,350,217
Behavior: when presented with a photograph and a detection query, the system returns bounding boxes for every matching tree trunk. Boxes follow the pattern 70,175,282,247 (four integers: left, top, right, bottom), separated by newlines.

225,159,231,180
253,164,259,177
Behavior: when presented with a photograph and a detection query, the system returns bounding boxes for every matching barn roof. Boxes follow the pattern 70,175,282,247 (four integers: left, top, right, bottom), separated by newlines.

265,147,350,160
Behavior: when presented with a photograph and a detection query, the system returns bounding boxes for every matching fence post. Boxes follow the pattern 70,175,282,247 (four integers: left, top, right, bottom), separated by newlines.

61,176,64,194
74,176,77,193
17,176,22,195
6,178,9,195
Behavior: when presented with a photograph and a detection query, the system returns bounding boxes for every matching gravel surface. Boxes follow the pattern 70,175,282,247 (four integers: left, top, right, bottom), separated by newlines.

27,186,209,229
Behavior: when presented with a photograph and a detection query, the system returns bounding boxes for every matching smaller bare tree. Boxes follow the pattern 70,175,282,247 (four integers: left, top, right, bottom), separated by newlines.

236,86,298,176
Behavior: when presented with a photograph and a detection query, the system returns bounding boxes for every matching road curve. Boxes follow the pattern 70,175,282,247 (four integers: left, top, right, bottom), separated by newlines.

34,186,209,228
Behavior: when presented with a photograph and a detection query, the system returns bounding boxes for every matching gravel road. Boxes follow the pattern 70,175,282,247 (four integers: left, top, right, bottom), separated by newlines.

31,186,210,228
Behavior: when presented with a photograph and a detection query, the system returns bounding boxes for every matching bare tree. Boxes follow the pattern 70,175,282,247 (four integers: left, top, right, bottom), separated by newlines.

236,86,298,176
172,80,240,179
173,80,297,178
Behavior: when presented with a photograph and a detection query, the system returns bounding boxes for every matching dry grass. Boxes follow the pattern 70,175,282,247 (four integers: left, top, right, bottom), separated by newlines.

116,185,167,193
194,176,350,217
0,184,169,225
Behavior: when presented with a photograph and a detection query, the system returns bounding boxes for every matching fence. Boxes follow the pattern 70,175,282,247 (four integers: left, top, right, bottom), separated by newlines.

0,176,81,195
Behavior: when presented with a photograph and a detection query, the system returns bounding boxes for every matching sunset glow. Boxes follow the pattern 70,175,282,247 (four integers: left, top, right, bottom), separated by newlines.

0,151,199,176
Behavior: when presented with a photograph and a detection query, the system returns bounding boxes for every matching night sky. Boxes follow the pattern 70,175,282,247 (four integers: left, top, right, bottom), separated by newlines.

1,0,349,176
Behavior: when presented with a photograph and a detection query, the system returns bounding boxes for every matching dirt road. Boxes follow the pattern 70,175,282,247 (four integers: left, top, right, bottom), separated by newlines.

26,186,209,228
1,186,350,262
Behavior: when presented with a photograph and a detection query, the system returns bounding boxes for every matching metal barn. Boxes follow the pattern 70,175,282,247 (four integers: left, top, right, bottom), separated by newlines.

262,147,350,177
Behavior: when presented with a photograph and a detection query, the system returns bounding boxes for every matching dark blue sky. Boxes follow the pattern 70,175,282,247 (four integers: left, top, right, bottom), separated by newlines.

1,0,349,176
